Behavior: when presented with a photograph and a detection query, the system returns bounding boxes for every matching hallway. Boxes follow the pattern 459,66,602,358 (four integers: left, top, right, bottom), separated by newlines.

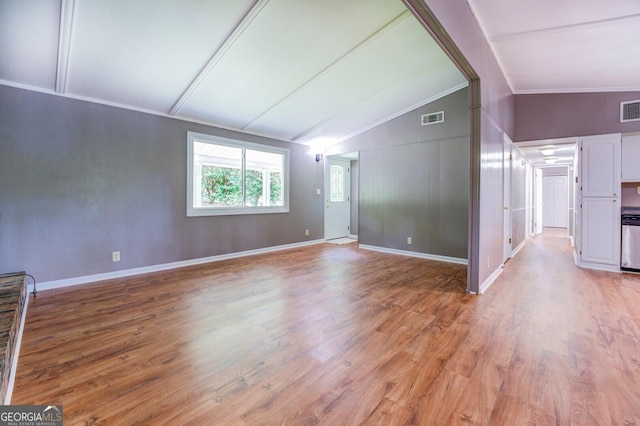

480,227,640,424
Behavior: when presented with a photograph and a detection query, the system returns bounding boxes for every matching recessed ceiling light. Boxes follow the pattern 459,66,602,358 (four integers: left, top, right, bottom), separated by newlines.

539,145,556,156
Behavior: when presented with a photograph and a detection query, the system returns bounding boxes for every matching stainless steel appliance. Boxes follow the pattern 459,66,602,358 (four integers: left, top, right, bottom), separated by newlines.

621,207,640,272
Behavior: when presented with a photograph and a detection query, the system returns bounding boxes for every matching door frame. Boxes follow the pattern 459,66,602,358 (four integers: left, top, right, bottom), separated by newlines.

542,173,569,228
534,167,543,235
503,133,513,262
324,156,352,240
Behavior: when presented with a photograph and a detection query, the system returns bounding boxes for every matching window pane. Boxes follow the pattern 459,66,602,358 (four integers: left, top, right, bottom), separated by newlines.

270,170,282,206
246,149,284,207
195,142,242,207
187,131,289,216
245,169,263,207
330,164,344,202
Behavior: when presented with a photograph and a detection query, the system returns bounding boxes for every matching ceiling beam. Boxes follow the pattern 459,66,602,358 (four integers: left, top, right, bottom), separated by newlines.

168,0,272,117
490,13,640,42
56,0,76,94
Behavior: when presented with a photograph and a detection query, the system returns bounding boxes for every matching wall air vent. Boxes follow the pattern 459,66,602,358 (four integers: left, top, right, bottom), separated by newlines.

421,111,444,126
620,100,640,123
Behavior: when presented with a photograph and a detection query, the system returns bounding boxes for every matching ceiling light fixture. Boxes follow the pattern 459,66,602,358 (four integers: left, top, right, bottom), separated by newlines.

544,156,558,165
539,145,556,156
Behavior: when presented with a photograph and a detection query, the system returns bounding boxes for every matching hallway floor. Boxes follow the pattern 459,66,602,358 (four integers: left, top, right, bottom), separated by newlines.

483,227,640,424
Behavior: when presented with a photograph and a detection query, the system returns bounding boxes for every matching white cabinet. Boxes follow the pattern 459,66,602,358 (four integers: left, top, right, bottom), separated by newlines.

622,134,640,181
580,197,620,266
577,133,621,270
580,134,620,197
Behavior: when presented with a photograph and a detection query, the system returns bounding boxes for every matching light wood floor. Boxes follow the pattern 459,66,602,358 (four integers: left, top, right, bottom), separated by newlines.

12,232,640,425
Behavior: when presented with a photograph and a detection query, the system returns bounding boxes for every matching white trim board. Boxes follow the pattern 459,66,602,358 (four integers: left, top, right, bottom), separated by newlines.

479,264,505,294
576,261,621,273
358,244,468,265
510,239,527,258
34,240,325,293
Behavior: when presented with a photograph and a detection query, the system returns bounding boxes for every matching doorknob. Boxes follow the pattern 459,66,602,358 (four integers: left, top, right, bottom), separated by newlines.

503,206,509,210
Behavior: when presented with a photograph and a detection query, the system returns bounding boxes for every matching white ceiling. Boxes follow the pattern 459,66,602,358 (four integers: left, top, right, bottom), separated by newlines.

466,0,640,94
0,0,467,146
515,138,576,167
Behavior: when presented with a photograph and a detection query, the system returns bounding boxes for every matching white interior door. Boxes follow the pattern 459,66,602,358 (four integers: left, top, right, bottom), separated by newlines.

324,157,351,240
543,175,569,228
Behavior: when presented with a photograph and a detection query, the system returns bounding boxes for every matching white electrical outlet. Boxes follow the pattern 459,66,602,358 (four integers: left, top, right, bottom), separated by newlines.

305,229,309,236
407,237,412,245
112,251,120,262
316,188,321,195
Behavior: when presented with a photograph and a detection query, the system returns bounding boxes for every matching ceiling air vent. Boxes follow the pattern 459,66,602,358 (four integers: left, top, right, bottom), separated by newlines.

621,100,640,123
421,111,444,126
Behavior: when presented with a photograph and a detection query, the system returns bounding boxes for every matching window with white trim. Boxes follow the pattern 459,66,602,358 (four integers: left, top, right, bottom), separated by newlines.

187,131,289,216
330,164,344,202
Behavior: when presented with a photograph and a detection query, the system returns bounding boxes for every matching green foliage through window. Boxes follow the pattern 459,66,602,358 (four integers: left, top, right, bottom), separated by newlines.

201,165,242,207
200,167,283,207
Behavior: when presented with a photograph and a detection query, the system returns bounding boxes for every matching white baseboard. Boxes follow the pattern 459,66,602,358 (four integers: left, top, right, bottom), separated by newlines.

358,244,467,265
479,264,505,294
4,289,29,404
576,260,621,273
33,239,325,293
511,239,527,257
349,234,358,240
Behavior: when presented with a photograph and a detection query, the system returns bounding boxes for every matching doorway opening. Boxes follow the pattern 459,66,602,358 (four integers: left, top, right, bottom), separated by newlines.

324,153,358,242
515,139,576,242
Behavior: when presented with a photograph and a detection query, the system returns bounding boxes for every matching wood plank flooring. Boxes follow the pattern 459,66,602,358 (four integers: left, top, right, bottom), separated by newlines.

11,230,640,425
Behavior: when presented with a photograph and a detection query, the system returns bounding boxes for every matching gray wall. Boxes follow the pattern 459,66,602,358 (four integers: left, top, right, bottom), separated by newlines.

330,87,469,259
0,85,324,282
542,167,568,176
622,183,640,207
514,92,640,142
423,0,516,290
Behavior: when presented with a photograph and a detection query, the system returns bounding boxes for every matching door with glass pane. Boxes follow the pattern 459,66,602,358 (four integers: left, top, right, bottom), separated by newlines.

324,157,351,240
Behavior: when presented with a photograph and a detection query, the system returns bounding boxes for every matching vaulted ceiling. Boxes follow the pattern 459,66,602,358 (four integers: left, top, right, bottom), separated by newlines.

466,0,640,165
466,0,640,94
0,0,467,146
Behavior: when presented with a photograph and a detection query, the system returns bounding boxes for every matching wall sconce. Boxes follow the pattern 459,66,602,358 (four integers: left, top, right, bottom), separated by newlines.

315,153,323,162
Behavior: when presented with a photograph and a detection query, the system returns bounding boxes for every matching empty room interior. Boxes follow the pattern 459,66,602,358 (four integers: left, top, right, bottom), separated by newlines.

1,0,640,424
